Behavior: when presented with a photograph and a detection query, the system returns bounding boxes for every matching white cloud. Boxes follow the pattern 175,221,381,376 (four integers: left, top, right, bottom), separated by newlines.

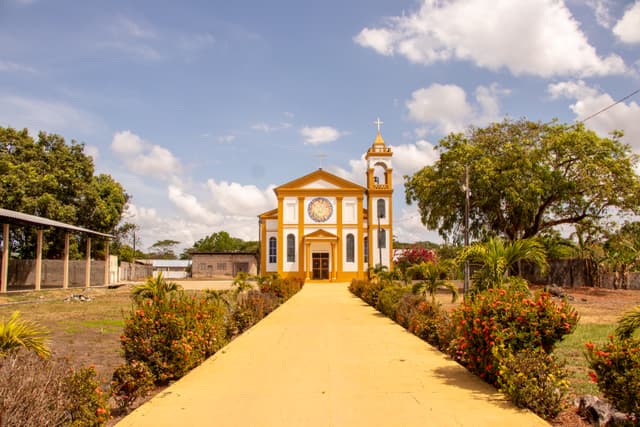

84,145,100,161
406,83,509,135
178,33,216,51
300,126,343,145
206,179,277,216
252,122,292,133
547,80,640,150
0,95,102,136
168,185,222,224
390,140,438,176
586,0,614,28
394,205,443,243
113,16,157,39
613,1,640,44
0,60,36,73
111,130,182,179
217,134,236,144
355,0,627,77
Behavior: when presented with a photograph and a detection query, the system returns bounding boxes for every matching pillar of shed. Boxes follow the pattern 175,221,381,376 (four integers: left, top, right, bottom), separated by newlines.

35,228,43,291
63,233,70,289
85,237,91,289
104,239,110,286
1,223,9,293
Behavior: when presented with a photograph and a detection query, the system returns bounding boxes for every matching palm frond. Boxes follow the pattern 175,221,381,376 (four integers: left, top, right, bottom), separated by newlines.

0,311,51,359
616,306,640,339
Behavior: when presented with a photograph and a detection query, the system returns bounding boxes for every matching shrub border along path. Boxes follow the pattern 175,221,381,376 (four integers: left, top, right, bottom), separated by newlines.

117,283,548,427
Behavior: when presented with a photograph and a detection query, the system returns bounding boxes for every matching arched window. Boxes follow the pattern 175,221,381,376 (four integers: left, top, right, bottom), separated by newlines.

346,233,355,263
286,234,295,263
268,237,277,263
378,229,386,249
363,236,369,264
377,199,386,219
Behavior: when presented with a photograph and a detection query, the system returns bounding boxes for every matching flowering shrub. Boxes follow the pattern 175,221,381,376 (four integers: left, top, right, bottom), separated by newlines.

496,348,569,419
258,276,304,302
348,279,386,307
120,292,228,383
585,337,640,421
376,285,410,318
231,290,280,334
65,365,111,426
448,288,578,384
395,246,438,281
111,360,155,413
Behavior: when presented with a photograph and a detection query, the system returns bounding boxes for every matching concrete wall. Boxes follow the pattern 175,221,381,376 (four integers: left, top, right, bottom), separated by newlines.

118,262,153,281
522,258,640,290
192,253,258,279
7,259,107,288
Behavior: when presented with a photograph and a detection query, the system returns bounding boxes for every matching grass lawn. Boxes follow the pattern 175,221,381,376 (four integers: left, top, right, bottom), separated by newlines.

554,323,616,398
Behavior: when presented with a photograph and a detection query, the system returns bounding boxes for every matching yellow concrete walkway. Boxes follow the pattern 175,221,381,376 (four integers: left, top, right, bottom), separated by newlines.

118,283,548,427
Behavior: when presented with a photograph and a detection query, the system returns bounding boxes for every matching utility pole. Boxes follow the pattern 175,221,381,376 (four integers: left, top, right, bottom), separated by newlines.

463,166,470,294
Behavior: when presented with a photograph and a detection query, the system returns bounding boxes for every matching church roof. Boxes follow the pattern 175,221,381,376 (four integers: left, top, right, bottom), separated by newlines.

274,168,365,194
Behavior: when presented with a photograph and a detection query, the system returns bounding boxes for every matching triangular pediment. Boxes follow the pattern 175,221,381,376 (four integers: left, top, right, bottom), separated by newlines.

276,169,365,193
300,179,339,189
258,208,278,219
304,229,338,239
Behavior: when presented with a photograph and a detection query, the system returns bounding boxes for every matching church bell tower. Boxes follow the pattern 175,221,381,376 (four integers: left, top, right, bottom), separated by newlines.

365,119,393,270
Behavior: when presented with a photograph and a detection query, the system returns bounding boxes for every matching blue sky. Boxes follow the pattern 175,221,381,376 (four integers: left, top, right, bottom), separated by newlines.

1,0,639,251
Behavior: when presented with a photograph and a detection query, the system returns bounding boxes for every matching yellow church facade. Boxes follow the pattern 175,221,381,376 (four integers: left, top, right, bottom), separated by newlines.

258,129,393,281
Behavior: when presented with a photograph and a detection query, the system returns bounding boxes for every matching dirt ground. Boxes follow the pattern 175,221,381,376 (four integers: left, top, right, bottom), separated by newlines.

561,286,640,323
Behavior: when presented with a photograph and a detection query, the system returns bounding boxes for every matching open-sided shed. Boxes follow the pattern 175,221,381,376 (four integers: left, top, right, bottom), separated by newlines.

0,207,113,292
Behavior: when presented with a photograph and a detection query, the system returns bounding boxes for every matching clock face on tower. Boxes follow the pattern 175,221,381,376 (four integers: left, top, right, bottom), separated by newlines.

308,197,333,223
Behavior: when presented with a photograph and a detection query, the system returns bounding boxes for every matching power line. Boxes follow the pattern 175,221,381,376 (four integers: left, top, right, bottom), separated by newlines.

577,87,640,124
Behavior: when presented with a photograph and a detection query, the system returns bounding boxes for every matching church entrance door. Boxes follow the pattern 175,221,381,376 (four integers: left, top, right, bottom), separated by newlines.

312,253,329,280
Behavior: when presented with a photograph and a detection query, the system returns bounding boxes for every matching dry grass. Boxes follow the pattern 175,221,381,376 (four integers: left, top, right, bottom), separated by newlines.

0,286,133,382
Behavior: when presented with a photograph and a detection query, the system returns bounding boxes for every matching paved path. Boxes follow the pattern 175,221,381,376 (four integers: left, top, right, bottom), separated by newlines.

118,283,548,427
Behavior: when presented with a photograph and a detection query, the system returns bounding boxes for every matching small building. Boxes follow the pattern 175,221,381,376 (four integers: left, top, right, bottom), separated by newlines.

149,259,192,279
190,252,258,279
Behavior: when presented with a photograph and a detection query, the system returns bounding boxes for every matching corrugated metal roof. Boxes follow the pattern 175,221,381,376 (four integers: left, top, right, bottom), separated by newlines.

0,208,114,238
151,259,192,268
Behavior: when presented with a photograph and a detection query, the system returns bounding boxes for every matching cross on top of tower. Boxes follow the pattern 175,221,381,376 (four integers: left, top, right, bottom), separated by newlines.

374,117,384,133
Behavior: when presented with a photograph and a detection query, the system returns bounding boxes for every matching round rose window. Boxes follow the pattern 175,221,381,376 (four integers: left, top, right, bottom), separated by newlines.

308,197,333,222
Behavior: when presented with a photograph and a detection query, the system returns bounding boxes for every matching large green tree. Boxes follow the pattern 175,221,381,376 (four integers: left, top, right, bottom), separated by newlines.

0,127,129,258
405,119,640,242
181,231,258,258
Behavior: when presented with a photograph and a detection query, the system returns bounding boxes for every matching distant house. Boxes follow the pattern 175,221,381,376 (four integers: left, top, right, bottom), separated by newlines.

148,259,192,279
191,252,258,279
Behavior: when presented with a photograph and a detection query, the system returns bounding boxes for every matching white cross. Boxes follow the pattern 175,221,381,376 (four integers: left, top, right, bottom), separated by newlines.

374,117,384,133
315,153,327,168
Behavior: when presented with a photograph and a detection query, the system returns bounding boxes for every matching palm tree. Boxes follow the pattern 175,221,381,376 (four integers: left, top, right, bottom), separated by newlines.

616,306,640,339
368,264,398,287
458,236,548,293
0,311,51,359
407,261,459,303
232,272,254,293
132,273,182,300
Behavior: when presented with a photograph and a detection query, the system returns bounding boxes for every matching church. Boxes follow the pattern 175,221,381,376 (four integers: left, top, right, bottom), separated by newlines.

258,125,393,281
